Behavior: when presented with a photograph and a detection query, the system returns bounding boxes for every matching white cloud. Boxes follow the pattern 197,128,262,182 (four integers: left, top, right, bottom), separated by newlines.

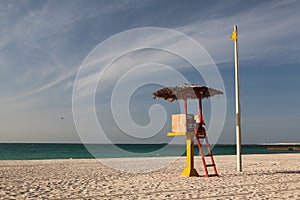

175,0,300,64
21,68,77,98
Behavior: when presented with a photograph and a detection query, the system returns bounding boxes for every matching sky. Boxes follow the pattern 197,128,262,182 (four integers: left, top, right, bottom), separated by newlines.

0,0,300,144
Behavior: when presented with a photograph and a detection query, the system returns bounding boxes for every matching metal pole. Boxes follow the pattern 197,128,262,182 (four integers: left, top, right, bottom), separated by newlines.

198,98,203,124
184,96,187,114
233,24,242,172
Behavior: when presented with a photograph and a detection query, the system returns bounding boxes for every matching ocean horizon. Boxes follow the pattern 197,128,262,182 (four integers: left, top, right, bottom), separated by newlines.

0,143,299,160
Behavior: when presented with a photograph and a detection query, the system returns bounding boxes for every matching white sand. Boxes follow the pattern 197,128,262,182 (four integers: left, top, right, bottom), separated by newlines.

0,154,299,199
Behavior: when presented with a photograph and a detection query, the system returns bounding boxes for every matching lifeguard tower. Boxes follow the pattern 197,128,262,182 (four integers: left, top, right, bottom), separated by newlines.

153,83,223,177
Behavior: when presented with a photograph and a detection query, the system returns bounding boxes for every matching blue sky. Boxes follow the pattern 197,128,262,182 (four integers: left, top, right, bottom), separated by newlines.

0,0,299,144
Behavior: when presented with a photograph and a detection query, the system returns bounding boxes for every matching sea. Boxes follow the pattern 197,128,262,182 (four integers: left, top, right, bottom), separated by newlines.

0,143,299,160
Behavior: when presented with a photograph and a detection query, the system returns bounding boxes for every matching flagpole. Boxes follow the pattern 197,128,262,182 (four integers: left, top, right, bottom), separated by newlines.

232,24,242,172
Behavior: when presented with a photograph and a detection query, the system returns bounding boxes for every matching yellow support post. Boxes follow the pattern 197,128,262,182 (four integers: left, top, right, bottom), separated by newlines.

168,132,199,177
182,133,199,177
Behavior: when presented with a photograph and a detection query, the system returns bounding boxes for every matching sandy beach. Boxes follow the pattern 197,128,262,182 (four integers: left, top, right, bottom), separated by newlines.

0,154,299,199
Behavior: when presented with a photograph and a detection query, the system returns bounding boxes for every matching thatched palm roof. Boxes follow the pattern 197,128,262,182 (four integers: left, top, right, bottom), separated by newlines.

153,83,223,102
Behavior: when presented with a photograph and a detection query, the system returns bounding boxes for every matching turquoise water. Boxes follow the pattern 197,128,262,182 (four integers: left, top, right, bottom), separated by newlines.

0,143,298,160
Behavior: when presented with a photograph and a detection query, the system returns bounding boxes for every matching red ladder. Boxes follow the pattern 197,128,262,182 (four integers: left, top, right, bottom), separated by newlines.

195,97,218,177
195,133,218,177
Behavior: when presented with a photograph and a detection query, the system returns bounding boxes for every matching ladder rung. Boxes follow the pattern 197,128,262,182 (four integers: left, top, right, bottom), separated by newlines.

206,164,216,167
208,174,218,177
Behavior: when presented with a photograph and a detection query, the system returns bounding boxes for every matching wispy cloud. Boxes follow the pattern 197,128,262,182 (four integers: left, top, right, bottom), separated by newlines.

18,68,77,99
176,0,300,64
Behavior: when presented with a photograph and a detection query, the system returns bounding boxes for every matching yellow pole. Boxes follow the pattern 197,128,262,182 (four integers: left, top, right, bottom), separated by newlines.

182,133,199,177
181,96,199,176
187,134,193,169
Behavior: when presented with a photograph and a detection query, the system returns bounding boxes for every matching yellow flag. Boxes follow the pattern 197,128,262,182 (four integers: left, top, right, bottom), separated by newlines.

230,30,237,42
